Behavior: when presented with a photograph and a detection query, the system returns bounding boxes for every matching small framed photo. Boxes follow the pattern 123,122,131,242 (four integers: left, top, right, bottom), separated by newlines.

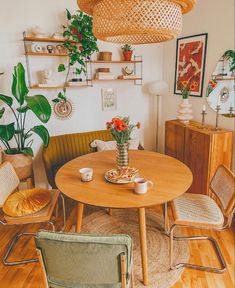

101,88,117,111
174,33,208,97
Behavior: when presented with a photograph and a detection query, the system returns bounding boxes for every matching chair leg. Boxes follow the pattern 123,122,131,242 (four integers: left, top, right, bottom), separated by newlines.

60,193,66,231
170,224,227,273
3,232,38,266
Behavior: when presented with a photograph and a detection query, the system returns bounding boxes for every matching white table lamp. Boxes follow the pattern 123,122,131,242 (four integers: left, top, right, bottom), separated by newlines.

147,80,168,151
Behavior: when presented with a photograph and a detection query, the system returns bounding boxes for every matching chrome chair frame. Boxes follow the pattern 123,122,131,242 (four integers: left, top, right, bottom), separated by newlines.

1,193,66,266
169,164,234,273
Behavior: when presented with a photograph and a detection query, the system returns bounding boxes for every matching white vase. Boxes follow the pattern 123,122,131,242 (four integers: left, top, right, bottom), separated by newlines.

177,98,193,124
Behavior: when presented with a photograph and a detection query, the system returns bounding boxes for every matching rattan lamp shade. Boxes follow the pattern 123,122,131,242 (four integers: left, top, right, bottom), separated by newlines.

77,0,197,44
77,0,196,15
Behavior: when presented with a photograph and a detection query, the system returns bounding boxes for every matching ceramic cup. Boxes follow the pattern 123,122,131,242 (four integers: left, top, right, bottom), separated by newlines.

79,168,93,182
134,177,153,195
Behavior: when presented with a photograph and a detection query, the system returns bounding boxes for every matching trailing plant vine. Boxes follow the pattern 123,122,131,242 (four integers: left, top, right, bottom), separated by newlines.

53,9,98,103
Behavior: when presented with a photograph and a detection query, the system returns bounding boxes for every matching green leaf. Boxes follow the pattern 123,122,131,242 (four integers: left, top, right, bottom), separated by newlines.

58,64,66,72
16,105,29,113
21,147,34,156
52,98,60,103
31,125,50,147
0,123,15,141
11,63,28,105
25,95,52,123
0,107,5,119
66,8,71,20
0,94,13,106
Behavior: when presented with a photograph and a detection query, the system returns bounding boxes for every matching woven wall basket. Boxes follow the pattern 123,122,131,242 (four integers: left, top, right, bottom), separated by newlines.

93,0,183,44
77,0,196,15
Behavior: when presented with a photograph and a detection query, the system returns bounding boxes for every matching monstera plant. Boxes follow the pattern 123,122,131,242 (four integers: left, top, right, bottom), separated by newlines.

0,63,51,179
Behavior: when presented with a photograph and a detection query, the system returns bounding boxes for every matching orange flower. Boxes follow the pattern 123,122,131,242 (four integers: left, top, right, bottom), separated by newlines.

116,122,127,131
137,122,141,129
112,117,122,125
181,80,189,87
190,84,196,91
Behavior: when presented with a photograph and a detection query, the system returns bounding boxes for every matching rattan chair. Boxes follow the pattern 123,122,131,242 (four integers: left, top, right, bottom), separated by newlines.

35,230,134,288
169,164,235,273
0,162,66,266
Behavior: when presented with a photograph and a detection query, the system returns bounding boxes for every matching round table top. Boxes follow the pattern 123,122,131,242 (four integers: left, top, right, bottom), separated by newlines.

55,150,193,209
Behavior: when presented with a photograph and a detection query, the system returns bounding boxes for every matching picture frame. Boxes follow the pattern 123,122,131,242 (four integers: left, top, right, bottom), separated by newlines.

101,88,117,111
174,33,208,97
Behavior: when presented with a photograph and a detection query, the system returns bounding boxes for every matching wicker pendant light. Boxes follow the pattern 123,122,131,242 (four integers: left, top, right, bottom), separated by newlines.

77,0,196,44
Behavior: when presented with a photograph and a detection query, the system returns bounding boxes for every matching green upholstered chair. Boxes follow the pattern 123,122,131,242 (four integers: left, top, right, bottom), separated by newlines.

35,230,133,288
42,130,114,188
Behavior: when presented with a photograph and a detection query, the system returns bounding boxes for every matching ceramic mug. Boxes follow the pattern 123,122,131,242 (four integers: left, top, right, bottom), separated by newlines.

134,177,153,195
79,168,93,182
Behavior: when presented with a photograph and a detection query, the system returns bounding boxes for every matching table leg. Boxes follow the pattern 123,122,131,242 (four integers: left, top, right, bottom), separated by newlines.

76,203,84,233
138,208,148,286
163,202,169,234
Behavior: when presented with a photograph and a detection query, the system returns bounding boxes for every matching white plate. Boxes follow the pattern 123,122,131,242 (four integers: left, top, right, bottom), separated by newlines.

104,168,139,184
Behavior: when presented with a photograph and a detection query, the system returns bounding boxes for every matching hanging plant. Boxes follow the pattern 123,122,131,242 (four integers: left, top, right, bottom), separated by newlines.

53,9,99,103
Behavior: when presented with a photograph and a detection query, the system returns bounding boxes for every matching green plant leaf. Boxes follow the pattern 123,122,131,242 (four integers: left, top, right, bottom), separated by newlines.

66,8,71,20
11,63,28,105
58,64,66,72
52,98,60,103
0,122,15,141
16,105,29,113
21,147,34,156
0,94,13,106
0,107,5,119
25,95,52,123
31,125,50,147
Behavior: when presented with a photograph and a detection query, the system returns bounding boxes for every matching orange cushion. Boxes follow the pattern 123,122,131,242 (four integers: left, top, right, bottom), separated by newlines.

3,188,51,217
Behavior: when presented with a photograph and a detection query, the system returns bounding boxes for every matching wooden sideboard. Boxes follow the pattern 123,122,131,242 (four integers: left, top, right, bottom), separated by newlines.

165,120,233,195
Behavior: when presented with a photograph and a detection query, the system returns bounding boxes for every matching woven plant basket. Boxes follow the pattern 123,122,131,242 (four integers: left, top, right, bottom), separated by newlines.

93,0,183,44
99,52,112,61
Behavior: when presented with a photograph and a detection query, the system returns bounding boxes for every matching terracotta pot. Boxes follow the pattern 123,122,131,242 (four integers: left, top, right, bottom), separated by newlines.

3,153,33,180
123,51,133,61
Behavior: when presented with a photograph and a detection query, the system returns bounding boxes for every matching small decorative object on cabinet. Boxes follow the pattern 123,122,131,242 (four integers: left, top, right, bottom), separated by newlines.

121,44,134,61
177,80,193,124
174,33,208,97
99,51,112,61
206,50,235,117
165,120,232,195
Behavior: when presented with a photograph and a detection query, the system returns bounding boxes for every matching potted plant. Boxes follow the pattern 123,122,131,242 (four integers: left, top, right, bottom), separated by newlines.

177,81,193,124
0,63,51,180
224,50,235,75
54,9,99,103
121,44,134,61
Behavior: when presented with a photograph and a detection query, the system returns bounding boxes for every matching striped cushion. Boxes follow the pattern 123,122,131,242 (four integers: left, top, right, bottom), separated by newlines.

171,193,224,228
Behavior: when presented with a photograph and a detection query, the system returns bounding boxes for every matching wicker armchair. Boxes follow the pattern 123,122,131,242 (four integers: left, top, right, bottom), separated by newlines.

0,162,66,266
169,164,235,273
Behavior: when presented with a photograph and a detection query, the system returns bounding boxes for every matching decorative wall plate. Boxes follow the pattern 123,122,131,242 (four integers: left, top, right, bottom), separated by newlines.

53,99,74,120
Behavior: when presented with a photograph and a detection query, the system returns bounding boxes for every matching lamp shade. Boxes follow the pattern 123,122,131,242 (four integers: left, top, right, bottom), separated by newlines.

77,0,196,44
147,81,168,96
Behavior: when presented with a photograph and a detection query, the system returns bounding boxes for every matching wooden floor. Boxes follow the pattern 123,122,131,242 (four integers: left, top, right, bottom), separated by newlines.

0,201,234,288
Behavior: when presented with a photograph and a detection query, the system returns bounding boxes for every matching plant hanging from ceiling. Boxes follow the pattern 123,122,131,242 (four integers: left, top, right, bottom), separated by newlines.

53,9,98,103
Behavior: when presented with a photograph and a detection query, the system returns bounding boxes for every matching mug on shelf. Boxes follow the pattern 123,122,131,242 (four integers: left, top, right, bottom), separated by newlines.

134,177,153,195
79,168,93,182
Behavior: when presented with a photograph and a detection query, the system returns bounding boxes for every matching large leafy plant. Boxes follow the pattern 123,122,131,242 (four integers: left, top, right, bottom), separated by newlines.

224,50,235,71
0,63,51,156
54,9,98,103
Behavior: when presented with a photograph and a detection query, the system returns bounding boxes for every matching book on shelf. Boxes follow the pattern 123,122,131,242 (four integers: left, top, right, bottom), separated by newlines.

118,75,137,79
95,73,115,80
67,81,86,86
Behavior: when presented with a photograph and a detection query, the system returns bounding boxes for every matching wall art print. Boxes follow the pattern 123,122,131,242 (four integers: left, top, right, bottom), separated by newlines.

174,33,208,97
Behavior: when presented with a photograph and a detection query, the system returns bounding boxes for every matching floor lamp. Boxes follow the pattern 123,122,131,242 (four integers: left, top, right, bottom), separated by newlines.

147,81,168,152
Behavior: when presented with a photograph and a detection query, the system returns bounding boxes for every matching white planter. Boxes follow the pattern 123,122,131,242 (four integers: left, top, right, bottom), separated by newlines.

177,98,193,124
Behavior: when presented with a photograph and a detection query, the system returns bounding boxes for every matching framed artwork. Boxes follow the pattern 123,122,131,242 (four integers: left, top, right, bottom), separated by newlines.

174,33,208,97
101,88,117,111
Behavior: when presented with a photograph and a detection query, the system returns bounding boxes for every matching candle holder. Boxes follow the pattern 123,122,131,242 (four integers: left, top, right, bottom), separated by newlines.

229,106,234,118
201,110,207,129
214,105,221,131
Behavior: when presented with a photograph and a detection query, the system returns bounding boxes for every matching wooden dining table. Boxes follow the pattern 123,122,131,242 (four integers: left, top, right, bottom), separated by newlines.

56,150,192,286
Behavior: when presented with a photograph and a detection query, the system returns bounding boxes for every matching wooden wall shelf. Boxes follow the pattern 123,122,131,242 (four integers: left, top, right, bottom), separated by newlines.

24,36,76,44
30,84,87,90
87,60,142,64
25,52,68,57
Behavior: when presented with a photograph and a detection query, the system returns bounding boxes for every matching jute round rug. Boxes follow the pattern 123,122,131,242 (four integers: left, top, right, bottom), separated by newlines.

71,208,189,288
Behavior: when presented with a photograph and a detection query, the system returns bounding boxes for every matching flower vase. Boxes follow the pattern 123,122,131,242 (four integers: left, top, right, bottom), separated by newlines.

116,142,129,170
177,98,193,124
